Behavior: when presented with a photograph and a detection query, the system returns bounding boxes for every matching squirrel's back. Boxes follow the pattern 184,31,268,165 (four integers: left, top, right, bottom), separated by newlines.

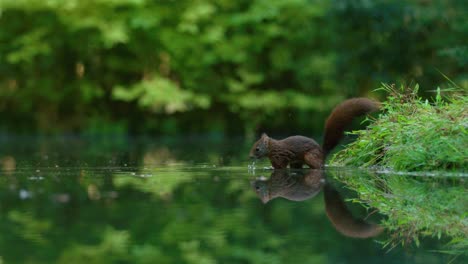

322,98,380,156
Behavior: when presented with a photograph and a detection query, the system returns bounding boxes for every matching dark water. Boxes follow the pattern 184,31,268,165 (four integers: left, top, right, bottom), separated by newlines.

0,136,464,263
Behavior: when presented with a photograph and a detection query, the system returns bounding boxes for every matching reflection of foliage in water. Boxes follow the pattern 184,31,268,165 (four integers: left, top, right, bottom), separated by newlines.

8,211,51,245
58,228,132,264
114,170,193,198
329,168,467,256
0,138,460,263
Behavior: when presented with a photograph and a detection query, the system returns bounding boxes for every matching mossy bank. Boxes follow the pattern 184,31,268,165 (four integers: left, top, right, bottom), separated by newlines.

331,84,467,171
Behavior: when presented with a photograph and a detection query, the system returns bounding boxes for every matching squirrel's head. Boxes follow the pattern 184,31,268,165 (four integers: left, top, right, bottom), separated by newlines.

249,133,270,159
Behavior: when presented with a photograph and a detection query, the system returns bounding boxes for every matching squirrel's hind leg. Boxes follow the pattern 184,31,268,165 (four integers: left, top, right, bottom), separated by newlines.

304,150,324,169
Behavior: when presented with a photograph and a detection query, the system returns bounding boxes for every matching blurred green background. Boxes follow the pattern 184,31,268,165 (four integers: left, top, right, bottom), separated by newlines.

0,0,466,136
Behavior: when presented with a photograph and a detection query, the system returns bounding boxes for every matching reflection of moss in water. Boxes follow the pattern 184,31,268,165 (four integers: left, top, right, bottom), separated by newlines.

329,169,467,255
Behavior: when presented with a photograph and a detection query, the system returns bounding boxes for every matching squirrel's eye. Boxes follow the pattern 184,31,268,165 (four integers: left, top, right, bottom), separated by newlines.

255,147,260,152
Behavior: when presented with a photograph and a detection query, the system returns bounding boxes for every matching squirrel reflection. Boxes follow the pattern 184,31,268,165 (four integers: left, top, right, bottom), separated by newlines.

252,169,383,238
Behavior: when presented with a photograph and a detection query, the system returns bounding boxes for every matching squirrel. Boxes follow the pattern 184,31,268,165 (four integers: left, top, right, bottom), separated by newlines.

249,98,380,169
252,169,383,238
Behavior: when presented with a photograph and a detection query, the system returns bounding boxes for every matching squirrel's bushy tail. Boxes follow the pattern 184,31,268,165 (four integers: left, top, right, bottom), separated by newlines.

322,98,380,156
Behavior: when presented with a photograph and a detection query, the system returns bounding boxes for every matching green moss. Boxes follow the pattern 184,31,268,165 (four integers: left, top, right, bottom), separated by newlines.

331,84,467,171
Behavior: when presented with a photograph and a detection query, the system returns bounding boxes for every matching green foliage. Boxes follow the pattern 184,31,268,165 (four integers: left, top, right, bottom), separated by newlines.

0,0,466,134
113,75,211,113
331,84,467,171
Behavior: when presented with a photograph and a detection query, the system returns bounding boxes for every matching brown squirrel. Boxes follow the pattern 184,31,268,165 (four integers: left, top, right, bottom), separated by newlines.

249,98,380,169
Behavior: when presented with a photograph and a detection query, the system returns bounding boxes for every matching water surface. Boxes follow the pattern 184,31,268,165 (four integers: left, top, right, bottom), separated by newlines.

0,136,465,263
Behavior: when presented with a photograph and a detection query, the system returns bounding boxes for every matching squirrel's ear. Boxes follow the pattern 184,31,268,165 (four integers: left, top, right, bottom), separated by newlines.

261,133,268,138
